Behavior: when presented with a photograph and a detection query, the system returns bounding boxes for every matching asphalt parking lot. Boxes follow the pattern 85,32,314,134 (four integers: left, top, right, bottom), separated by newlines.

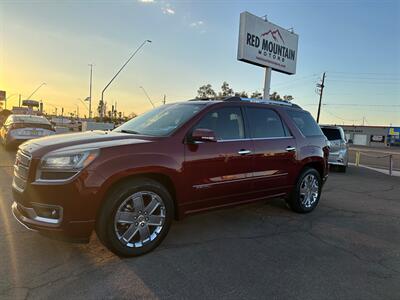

0,147,399,300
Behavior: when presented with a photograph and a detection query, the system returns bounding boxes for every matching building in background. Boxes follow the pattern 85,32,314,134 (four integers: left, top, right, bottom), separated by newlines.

334,125,400,147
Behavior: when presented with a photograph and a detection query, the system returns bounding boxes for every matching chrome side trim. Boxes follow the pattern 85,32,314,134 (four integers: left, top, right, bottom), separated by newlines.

11,203,38,232
193,173,288,189
187,136,294,144
216,136,294,143
12,202,63,226
251,136,294,141
34,170,81,185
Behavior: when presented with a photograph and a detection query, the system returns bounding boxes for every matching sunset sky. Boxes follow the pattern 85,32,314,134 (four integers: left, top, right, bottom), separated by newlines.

1,0,399,125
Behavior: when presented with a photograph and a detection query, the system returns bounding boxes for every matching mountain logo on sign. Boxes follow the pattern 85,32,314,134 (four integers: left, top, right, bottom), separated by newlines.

261,29,284,44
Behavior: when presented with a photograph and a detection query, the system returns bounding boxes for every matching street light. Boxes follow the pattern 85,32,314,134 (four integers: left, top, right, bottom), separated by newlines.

27,82,46,100
87,64,93,119
140,86,155,108
77,98,89,117
99,39,152,118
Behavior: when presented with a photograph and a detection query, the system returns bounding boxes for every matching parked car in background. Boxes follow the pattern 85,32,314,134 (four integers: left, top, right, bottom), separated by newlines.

12,97,329,257
0,114,55,149
320,125,349,172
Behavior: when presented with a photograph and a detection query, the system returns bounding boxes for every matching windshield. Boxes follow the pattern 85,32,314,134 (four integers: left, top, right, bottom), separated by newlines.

321,128,342,140
114,103,205,136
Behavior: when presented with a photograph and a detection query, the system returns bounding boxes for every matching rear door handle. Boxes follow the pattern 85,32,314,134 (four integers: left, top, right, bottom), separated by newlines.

286,146,296,152
238,149,252,155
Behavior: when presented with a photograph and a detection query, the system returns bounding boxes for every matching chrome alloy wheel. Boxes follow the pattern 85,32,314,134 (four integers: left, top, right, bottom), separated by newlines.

114,191,166,248
299,174,319,208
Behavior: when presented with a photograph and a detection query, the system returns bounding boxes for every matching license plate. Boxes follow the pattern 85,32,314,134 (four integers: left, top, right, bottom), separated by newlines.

24,130,39,136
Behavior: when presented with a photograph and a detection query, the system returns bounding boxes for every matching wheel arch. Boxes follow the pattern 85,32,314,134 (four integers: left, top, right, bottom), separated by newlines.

302,160,324,179
97,172,180,221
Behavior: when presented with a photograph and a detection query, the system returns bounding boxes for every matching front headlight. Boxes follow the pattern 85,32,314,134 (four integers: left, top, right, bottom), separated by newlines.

37,149,99,181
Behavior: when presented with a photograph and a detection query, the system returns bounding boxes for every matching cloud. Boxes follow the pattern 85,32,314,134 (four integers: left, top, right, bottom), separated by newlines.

139,0,175,16
190,21,204,27
162,7,175,15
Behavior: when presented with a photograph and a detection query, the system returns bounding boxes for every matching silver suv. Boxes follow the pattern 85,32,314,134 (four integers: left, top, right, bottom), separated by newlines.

320,125,348,172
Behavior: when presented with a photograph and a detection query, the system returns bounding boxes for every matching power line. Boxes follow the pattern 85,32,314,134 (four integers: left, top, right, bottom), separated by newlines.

324,109,363,123
323,103,400,107
328,71,400,76
327,80,400,85
328,77,400,81
272,74,319,88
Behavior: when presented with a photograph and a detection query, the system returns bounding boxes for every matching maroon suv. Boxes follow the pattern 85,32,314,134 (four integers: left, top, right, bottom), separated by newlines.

12,97,329,256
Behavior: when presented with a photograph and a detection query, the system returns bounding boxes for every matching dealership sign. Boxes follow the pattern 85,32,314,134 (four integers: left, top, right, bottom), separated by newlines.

237,12,299,75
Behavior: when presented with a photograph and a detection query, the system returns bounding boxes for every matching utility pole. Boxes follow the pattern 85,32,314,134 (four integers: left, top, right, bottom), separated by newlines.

163,94,166,105
88,64,93,119
316,72,326,123
19,94,21,107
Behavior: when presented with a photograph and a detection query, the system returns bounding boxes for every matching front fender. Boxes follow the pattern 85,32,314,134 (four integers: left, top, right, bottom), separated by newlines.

90,151,183,214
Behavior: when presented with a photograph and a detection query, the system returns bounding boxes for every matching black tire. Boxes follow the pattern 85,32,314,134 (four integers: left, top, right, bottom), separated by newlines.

286,168,322,213
338,165,347,173
96,178,174,257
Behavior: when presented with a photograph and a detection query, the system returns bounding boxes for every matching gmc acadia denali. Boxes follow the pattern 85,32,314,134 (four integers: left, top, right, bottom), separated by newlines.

12,97,329,257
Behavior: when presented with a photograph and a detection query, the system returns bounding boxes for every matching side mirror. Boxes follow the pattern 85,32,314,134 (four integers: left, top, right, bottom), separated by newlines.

192,128,217,143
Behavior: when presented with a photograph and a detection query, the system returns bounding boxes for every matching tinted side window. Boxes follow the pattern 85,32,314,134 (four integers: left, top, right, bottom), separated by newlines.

287,110,323,137
194,107,245,140
247,108,287,138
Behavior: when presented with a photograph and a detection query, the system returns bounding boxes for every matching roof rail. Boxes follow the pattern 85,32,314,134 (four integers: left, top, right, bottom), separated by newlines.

223,97,301,108
188,98,216,101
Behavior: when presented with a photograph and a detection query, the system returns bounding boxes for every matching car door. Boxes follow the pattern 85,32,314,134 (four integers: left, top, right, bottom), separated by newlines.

183,106,256,212
245,106,297,196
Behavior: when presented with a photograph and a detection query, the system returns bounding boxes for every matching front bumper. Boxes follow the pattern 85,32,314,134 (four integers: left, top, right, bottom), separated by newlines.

328,150,348,166
12,201,62,229
11,169,106,242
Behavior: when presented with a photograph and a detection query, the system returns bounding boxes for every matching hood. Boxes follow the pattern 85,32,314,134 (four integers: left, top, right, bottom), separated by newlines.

19,131,152,156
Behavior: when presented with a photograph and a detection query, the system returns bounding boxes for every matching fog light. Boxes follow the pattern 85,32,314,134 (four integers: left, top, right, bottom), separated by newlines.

32,204,61,220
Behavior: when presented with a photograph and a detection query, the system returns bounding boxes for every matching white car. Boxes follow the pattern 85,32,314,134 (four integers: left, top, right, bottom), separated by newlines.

0,115,55,149
320,125,349,172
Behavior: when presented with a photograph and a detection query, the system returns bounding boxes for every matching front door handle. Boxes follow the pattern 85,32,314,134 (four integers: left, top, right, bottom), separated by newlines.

238,149,252,155
286,146,296,152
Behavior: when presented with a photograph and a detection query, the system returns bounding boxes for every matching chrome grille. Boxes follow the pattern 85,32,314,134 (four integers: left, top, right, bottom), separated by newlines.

13,150,32,191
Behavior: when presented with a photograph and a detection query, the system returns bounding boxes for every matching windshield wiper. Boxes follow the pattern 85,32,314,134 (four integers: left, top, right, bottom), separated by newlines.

119,129,140,134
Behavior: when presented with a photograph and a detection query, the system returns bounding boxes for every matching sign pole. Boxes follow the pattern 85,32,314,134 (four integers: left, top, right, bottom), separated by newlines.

263,67,272,100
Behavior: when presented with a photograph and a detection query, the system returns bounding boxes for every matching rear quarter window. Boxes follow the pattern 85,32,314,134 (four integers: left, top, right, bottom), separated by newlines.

287,110,323,137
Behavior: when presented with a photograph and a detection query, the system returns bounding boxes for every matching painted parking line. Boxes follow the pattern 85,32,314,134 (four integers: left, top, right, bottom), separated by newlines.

349,163,400,177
